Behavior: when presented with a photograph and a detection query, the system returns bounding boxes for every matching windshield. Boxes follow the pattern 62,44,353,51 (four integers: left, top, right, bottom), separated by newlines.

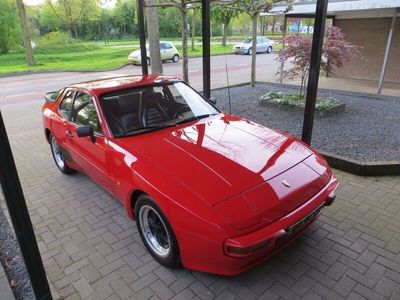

99,82,219,137
243,38,252,43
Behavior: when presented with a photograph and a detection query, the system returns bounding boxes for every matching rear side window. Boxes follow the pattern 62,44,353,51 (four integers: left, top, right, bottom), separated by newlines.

71,92,102,134
59,90,74,119
164,43,173,49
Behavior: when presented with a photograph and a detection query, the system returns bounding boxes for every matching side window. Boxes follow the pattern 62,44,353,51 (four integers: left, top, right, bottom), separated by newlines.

59,90,74,119
164,43,173,49
160,43,166,50
72,92,103,134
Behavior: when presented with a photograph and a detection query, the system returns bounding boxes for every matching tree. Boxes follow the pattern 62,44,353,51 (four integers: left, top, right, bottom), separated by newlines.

147,0,204,83
211,6,238,46
226,0,290,87
15,0,36,65
146,0,163,73
0,0,21,54
191,8,197,50
112,0,135,37
46,0,101,38
276,25,361,100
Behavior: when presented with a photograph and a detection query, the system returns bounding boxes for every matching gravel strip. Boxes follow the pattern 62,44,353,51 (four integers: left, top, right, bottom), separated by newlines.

212,83,400,161
0,201,34,300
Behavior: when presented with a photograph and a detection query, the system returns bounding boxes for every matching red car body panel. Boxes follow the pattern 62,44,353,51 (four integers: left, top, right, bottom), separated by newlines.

42,75,339,275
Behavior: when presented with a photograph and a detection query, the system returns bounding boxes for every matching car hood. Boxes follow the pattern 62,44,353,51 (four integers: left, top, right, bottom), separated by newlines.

234,42,250,48
116,114,326,206
129,49,148,57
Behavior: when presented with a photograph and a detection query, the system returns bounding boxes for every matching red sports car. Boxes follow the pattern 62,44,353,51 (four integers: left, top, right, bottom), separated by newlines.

42,75,338,275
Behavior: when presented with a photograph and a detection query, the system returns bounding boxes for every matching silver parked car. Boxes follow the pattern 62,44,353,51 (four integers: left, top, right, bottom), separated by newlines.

232,37,275,55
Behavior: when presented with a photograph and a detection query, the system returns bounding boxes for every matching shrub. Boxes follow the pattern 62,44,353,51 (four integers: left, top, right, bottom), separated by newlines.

37,31,97,53
260,91,339,111
276,26,361,100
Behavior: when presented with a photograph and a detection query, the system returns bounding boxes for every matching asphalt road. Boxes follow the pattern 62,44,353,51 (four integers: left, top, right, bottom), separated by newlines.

0,53,280,106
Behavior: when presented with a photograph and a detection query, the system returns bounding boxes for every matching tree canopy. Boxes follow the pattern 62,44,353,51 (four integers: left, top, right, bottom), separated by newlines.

0,0,22,54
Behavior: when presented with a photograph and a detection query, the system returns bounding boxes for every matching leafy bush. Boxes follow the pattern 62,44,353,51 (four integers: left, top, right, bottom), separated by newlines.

37,32,97,54
260,91,339,111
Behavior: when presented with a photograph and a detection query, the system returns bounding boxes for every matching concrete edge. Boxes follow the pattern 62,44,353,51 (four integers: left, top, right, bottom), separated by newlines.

0,250,15,300
319,150,400,176
255,81,399,101
0,264,15,300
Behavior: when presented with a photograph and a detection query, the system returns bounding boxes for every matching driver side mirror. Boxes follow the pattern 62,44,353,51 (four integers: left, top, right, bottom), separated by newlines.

76,125,96,143
208,96,217,105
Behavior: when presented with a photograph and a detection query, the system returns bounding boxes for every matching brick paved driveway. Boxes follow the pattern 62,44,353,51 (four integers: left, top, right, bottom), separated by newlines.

1,100,399,300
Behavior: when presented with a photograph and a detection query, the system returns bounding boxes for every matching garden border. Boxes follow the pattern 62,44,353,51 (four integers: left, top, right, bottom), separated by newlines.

319,151,400,176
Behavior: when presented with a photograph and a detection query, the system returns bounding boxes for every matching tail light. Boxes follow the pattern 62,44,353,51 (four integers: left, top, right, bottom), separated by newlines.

224,239,270,258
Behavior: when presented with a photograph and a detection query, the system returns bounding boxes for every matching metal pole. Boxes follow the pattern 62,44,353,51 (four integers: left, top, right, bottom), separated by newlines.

0,111,52,300
301,0,328,145
378,8,397,95
137,0,148,75
202,0,211,99
280,15,287,84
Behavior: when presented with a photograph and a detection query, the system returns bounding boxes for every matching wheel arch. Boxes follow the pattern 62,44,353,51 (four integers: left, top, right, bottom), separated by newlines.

45,128,51,143
129,189,147,219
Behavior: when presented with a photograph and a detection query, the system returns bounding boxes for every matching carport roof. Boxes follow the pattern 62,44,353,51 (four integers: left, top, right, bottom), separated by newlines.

263,0,400,18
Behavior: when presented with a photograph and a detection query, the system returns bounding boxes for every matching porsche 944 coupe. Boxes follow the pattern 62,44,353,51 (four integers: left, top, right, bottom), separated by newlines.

42,75,338,275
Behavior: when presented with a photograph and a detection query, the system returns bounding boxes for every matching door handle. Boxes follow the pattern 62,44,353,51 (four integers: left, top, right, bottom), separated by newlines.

66,130,73,137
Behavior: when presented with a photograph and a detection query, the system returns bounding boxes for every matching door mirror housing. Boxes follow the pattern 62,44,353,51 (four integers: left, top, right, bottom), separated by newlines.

209,96,217,105
76,125,96,142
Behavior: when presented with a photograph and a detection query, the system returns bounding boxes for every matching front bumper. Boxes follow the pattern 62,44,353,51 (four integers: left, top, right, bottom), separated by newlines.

232,48,247,54
128,57,141,64
178,174,339,275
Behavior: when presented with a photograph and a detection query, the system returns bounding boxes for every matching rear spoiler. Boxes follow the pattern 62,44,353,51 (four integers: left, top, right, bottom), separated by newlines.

44,91,60,103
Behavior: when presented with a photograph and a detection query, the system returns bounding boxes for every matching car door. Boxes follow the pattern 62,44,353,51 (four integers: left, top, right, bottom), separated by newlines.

164,43,174,59
256,37,262,53
65,91,114,193
260,37,267,52
160,43,168,60
51,89,75,161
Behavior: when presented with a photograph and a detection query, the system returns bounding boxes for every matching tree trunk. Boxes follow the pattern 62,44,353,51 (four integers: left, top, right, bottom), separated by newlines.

180,8,189,83
191,10,196,51
15,0,35,66
74,25,78,39
222,22,228,47
272,16,276,35
250,12,258,87
146,0,163,74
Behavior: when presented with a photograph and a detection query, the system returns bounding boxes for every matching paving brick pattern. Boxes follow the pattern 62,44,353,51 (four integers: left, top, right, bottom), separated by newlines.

0,101,400,300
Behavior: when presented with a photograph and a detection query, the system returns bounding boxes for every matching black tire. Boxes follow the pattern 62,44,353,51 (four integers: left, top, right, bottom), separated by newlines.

49,133,75,174
267,46,272,54
247,48,252,55
172,54,179,63
135,194,180,268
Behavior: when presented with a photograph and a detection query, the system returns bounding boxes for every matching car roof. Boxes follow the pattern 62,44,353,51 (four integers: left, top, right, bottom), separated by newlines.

68,74,180,97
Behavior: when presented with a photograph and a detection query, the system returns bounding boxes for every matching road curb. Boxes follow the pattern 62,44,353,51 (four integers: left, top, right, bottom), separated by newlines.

0,252,15,300
0,63,133,78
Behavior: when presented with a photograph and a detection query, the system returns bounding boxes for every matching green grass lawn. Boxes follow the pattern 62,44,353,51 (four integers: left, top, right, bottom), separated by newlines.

0,41,281,75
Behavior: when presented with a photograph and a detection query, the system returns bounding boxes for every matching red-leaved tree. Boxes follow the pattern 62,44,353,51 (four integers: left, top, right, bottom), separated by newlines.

276,25,361,99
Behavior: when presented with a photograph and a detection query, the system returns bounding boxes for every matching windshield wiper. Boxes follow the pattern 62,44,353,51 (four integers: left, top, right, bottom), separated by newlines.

173,114,217,125
123,123,177,137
